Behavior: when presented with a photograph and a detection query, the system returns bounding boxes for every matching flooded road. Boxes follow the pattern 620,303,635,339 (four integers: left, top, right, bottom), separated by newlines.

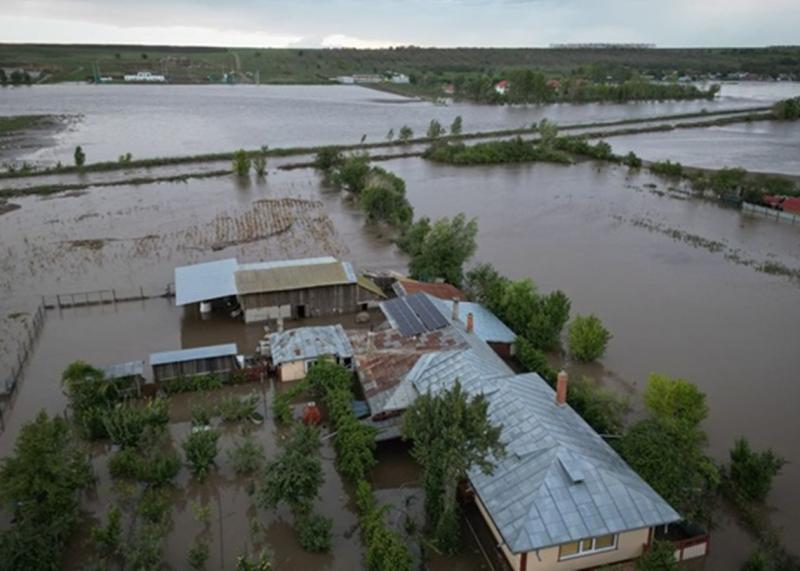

1,81,792,165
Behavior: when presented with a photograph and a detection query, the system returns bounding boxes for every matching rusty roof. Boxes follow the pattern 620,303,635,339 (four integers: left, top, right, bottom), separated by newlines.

395,278,466,301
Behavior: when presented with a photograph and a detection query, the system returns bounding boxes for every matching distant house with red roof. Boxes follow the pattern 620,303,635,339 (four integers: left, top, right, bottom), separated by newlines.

494,80,509,95
442,83,456,95
392,278,466,301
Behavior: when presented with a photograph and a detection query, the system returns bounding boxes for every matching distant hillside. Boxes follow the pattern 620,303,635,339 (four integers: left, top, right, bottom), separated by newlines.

1,43,799,84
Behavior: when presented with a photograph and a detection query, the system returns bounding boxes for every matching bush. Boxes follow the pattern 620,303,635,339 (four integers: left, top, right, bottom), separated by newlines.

188,539,210,570
232,149,251,176
108,445,181,486
90,505,122,560
163,374,223,395
182,429,220,481
74,146,86,167
515,337,556,384
137,487,172,523
355,480,413,571
253,155,267,177
103,398,169,448
219,393,259,422
726,437,786,503
567,376,629,435
650,160,683,177
360,168,413,228
314,146,343,171
425,138,572,166
568,314,612,362
636,540,679,570
330,152,371,194
623,151,643,168
398,125,414,144
228,433,266,476
296,512,333,552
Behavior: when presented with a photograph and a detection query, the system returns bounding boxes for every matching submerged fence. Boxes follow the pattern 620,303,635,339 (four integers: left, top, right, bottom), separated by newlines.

41,283,175,309
0,301,47,429
742,202,800,225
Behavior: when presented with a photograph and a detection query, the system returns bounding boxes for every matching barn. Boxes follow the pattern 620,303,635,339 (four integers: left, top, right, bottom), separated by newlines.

174,256,384,323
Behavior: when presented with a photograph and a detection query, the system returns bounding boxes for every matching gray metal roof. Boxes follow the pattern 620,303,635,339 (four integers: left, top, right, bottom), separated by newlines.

468,373,681,553
174,258,238,306
100,360,145,379
427,295,516,344
150,343,238,366
270,325,354,366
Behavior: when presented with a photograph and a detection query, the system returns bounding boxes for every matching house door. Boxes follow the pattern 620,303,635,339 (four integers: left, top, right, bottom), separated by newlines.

296,304,306,319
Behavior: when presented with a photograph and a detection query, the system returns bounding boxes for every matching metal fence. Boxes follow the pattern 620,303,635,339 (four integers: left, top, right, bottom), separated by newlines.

0,301,47,428
41,283,175,309
742,202,800,225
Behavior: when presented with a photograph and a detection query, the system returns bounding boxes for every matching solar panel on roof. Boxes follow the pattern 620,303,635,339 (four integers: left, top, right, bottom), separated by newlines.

406,293,448,331
384,297,426,336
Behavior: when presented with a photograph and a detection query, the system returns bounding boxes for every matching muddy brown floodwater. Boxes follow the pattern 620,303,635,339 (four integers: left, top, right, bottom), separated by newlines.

1,150,799,568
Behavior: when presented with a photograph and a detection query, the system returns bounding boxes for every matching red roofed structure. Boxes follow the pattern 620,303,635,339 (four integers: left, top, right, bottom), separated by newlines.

394,278,465,301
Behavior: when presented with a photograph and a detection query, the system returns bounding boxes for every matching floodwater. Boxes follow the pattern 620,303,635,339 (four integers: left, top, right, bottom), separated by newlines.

1,81,793,165
2,81,800,569
385,158,800,567
608,120,800,176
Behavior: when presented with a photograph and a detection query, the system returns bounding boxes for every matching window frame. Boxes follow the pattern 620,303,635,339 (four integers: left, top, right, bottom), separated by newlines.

557,534,619,561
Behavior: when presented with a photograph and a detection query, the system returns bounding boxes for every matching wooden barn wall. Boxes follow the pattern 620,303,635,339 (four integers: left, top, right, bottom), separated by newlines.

238,284,359,316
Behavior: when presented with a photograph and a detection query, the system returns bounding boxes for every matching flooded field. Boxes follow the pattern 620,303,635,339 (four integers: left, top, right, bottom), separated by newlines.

2,81,800,569
1,81,793,165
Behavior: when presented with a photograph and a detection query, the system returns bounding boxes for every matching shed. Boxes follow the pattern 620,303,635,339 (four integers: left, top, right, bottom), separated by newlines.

149,343,239,384
100,360,146,397
270,325,354,382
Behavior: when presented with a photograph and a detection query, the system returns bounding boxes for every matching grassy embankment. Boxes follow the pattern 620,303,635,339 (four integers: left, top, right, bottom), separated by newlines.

0,115,53,136
1,43,799,84
0,105,772,182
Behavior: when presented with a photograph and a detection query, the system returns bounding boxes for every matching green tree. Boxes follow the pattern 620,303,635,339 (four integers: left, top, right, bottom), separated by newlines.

257,423,323,514
355,481,413,571
515,336,556,384
227,433,266,476
568,314,612,362
253,154,267,177
386,128,395,142
450,115,463,136
331,152,371,194
636,540,679,571
566,376,628,436
0,411,92,571
74,145,86,167
399,213,478,287
188,539,210,570
464,263,509,313
314,146,343,171
426,118,445,139
296,512,333,552
361,168,413,227
403,381,505,554
537,119,559,148
232,149,251,176
398,125,414,144
644,373,708,428
91,505,122,561
725,437,786,503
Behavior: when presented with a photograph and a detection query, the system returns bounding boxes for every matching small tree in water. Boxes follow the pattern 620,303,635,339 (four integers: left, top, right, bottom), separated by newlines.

725,437,785,503
74,145,86,167
568,314,612,362
232,149,251,176
426,119,445,139
450,115,463,136
253,155,267,177
398,125,414,144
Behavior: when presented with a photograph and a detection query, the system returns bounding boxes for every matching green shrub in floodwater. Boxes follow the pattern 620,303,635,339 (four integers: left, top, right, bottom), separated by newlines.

182,428,220,481
163,374,223,394
235,550,273,571
137,487,172,524
188,539,210,570
219,393,259,422
568,314,612,362
297,512,333,552
74,145,86,167
228,433,266,477
232,149,251,176
253,154,267,177
90,505,122,561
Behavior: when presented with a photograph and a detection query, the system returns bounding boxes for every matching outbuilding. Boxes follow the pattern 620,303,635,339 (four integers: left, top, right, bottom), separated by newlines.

100,360,147,397
270,325,354,382
149,343,240,385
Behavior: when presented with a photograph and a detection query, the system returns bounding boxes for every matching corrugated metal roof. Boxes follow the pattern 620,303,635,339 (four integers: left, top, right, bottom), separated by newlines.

174,258,238,306
150,343,238,366
468,373,681,553
357,275,386,298
427,295,516,344
100,360,145,379
235,258,356,295
396,279,466,301
270,325,353,366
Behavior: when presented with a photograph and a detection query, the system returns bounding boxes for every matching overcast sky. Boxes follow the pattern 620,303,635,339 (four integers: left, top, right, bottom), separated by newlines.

1,0,798,48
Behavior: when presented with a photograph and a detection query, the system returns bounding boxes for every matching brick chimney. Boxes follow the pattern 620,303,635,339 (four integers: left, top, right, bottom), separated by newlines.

466,312,474,333
452,298,460,321
556,370,568,406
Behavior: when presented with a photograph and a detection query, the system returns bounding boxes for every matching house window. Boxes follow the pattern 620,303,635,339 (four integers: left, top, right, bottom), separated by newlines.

558,534,618,560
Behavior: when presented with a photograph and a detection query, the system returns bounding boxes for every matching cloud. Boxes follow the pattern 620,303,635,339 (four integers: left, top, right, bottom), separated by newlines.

319,34,399,49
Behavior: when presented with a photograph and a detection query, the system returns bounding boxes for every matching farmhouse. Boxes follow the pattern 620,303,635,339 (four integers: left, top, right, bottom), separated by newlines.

174,256,383,323
345,295,692,570
149,343,240,385
269,324,354,382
